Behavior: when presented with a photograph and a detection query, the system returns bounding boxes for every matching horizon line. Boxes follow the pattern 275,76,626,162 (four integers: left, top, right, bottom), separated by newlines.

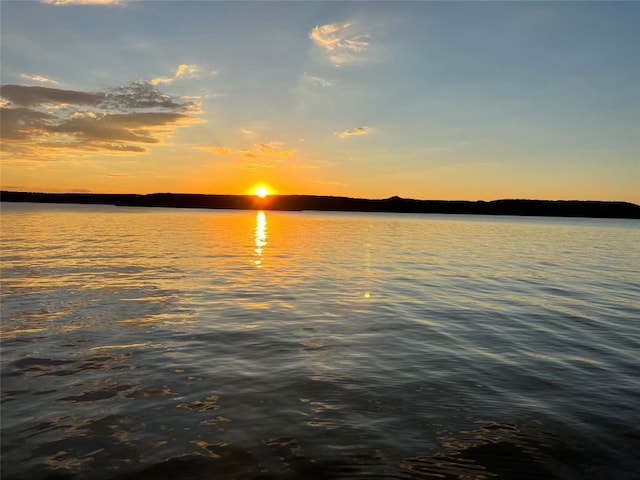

1,190,638,206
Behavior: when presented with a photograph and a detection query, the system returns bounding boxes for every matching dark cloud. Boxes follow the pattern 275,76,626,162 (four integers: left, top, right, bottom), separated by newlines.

101,82,196,112
0,81,199,159
0,85,104,107
0,107,56,140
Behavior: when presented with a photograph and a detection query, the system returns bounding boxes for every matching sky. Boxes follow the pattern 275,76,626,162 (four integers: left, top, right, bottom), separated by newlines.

1,0,638,202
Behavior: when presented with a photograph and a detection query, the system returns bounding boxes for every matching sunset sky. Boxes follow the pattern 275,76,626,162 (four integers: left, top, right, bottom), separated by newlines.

1,0,638,202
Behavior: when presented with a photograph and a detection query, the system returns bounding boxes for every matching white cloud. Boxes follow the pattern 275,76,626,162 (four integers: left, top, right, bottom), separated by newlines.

20,74,60,85
337,126,370,139
309,22,370,65
150,64,203,86
149,76,174,86
175,64,200,79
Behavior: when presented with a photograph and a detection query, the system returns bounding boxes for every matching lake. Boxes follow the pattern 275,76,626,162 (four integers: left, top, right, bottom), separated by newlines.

1,202,639,480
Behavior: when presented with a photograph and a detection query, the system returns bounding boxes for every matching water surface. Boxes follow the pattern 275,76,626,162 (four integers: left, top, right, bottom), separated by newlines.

1,203,639,479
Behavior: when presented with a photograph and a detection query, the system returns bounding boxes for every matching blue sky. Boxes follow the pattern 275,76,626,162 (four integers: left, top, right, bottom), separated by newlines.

1,0,638,202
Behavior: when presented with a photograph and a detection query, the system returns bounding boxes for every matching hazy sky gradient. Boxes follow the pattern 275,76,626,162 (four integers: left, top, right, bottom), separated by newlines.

1,0,638,202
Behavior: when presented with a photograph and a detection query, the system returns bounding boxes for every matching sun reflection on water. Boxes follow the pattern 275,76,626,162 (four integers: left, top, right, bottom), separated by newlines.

254,211,267,267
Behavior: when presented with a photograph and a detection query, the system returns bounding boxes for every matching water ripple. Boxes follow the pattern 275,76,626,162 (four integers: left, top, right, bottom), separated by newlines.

1,204,639,479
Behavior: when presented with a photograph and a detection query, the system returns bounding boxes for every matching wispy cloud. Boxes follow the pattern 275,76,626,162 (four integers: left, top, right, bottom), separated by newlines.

254,142,294,157
1,81,199,160
336,126,370,139
20,73,60,85
300,73,334,87
205,146,234,155
309,22,370,65
41,0,125,5
202,142,294,158
239,122,272,138
150,64,205,86
200,141,294,168
149,76,174,86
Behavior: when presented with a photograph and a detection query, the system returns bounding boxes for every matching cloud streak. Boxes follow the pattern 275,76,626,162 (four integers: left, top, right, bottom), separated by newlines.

254,142,294,157
41,0,125,5
300,73,334,87
20,73,60,85
309,22,370,65
150,64,210,86
1,81,199,159
337,126,370,139
201,141,294,168
203,142,294,158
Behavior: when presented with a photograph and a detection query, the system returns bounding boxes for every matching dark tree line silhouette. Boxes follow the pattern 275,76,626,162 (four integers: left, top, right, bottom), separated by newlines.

2,191,638,219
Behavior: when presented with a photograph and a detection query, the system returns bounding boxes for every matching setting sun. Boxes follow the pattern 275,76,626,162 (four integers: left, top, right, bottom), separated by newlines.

252,184,272,198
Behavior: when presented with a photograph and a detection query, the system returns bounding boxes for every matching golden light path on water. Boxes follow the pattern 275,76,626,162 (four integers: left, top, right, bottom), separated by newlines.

254,211,267,267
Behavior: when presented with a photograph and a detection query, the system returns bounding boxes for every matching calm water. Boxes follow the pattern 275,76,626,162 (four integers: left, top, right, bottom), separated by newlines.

1,202,639,480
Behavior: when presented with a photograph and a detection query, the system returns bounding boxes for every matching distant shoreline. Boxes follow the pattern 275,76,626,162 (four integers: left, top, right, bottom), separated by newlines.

1,191,639,219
